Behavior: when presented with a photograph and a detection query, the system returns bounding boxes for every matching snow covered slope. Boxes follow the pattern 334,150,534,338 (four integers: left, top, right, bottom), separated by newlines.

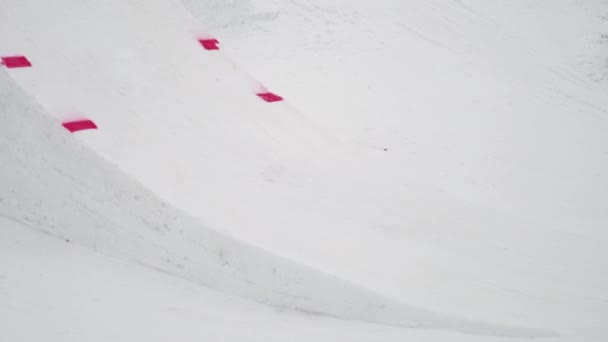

2,217,537,342
3,67,533,336
1,0,608,340
182,0,608,336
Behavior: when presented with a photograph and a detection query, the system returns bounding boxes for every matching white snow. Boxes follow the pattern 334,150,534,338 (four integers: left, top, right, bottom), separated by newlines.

2,216,529,342
1,0,608,341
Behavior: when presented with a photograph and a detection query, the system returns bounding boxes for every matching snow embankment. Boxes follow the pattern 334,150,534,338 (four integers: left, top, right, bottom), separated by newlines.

0,69,549,337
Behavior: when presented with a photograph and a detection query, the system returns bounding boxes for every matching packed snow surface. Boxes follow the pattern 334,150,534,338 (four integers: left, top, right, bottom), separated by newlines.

1,0,608,341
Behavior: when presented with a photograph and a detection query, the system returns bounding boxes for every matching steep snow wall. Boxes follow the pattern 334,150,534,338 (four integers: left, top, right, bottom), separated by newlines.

0,70,548,337
0,69,399,328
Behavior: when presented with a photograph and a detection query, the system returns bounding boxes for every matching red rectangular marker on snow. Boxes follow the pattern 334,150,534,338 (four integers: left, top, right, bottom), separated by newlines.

257,92,284,103
1,56,32,68
62,119,98,133
199,39,220,50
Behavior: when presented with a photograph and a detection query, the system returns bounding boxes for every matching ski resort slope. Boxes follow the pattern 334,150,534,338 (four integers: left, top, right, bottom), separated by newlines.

1,0,608,341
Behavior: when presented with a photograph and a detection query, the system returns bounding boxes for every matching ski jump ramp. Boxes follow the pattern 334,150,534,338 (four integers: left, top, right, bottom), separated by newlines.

1,0,607,340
